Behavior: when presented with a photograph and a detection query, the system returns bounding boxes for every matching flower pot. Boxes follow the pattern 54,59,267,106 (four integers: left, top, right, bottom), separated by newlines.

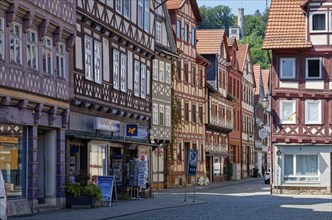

66,195,96,208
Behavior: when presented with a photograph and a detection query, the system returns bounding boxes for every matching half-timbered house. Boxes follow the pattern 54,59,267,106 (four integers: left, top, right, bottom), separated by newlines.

263,0,332,194
196,29,233,182
166,0,206,187
68,0,155,196
151,0,178,189
237,44,255,178
0,0,76,215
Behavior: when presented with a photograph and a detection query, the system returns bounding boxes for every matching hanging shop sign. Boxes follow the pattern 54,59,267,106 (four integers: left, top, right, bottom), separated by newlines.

126,124,138,136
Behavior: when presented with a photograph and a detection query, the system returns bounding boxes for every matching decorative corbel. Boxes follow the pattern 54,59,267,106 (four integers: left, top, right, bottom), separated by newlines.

48,106,57,125
23,10,35,33
17,99,28,108
1,96,11,105
38,19,50,41
66,32,76,51
34,103,44,124
53,26,63,46
62,109,70,128
6,2,19,26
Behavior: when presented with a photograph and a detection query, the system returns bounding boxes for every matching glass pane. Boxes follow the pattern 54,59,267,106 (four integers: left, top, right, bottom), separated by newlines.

281,59,294,78
89,145,107,177
312,14,326,30
0,35,3,59
307,59,320,77
296,155,318,175
60,57,64,78
307,102,319,122
282,103,294,121
284,155,293,176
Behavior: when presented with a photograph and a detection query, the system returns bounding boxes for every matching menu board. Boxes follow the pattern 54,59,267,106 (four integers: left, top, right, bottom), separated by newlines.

97,176,115,206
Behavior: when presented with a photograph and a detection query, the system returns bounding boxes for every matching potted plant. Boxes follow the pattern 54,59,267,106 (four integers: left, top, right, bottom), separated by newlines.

65,172,102,208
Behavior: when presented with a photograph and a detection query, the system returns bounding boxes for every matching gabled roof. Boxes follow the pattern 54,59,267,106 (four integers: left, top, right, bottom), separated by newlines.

196,29,230,61
166,0,202,23
261,69,270,96
253,65,261,95
236,44,249,73
262,0,312,49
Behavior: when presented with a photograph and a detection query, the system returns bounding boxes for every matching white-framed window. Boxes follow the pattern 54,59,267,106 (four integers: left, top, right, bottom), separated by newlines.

159,61,165,83
280,100,296,124
152,103,159,125
184,23,189,43
310,12,327,32
56,43,65,78
42,37,53,74
144,0,150,32
115,0,122,14
280,58,296,79
9,22,22,65
176,19,181,39
141,63,146,98
124,0,130,19
283,154,319,182
138,0,143,28
159,104,164,125
191,27,196,46
165,105,171,127
27,30,38,70
134,60,140,96
156,21,162,44
153,60,158,80
120,53,127,92
84,36,93,80
330,12,332,31
0,17,4,61
94,41,102,83
306,57,322,79
305,100,321,124
113,50,120,90
165,63,171,84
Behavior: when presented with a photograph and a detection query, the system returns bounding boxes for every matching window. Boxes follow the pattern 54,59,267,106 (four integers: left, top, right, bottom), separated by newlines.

10,23,22,65
115,0,122,14
124,0,130,18
42,37,52,74
184,102,189,122
0,17,3,60
191,27,196,46
159,104,164,125
156,21,162,44
89,145,107,177
199,106,203,124
284,154,318,182
120,54,127,92
306,57,321,79
56,43,65,78
310,12,327,32
144,0,150,32
165,63,171,84
94,41,102,83
141,63,146,98
152,103,158,125
280,100,296,124
199,144,203,161
27,30,38,70
113,50,120,90
176,19,181,39
165,105,171,127
159,61,165,82
134,60,140,96
192,66,196,85
192,104,196,123
305,100,321,124
177,60,181,79
198,68,203,87
177,143,182,161
153,60,158,80
184,23,189,43
184,63,188,82
84,36,93,80
138,0,143,28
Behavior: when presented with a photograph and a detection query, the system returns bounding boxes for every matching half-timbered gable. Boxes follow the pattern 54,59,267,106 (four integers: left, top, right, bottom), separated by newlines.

263,0,332,194
0,0,76,215
166,0,206,187
196,29,233,182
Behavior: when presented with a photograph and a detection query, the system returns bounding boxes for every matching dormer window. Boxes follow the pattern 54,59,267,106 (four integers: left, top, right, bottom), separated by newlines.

310,12,327,32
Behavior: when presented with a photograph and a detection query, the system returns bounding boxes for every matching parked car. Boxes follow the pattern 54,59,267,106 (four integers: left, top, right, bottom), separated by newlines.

264,171,270,184
0,170,7,220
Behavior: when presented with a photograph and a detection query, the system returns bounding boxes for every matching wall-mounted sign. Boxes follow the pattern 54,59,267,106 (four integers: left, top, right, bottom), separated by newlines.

96,118,120,132
126,124,138,136
259,128,268,140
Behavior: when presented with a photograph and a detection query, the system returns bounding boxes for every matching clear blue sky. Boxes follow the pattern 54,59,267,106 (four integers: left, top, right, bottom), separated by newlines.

197,0,271,15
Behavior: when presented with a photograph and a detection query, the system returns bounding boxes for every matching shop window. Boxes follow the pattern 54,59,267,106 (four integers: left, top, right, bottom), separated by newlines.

89,145,107,177
283,154,318,182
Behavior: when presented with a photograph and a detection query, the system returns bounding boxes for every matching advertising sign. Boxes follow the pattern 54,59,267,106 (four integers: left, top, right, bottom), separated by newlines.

95,118,120,132
97,176,115,206
187,149,198,176
126,124,138,136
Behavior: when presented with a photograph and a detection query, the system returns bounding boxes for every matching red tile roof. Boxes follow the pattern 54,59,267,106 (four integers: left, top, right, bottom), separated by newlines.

166,0,202,22
263,0,312,49
253,64,261,95
236,44,249,73
261,69,270,95
196,29,225,54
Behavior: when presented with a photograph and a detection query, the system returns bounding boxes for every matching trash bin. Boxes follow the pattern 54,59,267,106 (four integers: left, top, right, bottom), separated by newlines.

252,168,259,178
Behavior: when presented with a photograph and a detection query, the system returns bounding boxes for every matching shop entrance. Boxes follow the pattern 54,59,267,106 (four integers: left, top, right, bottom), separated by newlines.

37,129,57,206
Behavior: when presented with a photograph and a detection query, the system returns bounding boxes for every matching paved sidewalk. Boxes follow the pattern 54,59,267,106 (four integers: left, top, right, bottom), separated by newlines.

9,178,261,220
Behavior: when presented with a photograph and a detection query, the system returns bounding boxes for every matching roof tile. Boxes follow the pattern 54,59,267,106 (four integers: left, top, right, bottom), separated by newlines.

196,29,225,54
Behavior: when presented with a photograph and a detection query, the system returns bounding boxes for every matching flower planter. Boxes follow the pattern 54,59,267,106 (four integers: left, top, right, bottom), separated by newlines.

66,195,96,208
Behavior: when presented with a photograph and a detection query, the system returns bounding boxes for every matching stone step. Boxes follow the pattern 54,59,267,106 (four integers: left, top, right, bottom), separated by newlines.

38,204,61,213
